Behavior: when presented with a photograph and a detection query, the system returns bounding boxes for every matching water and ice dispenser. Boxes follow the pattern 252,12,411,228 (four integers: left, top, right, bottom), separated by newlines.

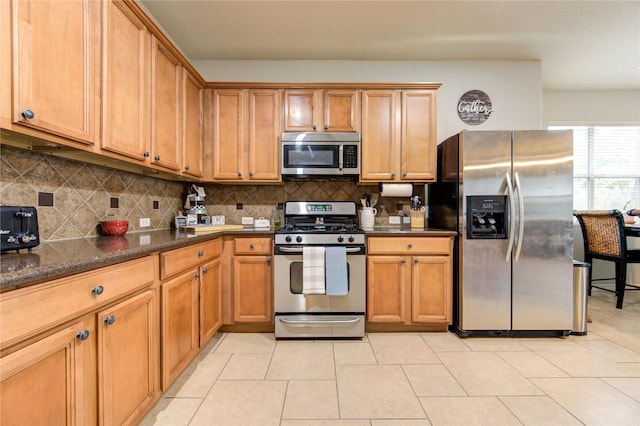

466,196,508,239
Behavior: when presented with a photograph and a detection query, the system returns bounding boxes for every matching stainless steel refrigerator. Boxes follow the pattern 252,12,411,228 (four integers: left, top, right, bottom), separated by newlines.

429,130,574,336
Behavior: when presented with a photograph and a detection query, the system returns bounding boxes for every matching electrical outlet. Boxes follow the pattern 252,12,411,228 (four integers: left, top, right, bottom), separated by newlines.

139,217,151,227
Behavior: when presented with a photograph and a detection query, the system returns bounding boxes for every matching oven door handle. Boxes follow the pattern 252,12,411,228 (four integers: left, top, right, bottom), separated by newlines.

277,246,362,253
278,317,361,327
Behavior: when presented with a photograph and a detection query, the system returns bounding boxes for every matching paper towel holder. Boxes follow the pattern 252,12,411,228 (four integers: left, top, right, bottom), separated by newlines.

378,183,413,197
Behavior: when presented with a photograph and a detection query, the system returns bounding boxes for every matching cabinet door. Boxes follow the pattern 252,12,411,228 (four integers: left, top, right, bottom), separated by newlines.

1,319,95,426
400,90,437,181
366,256,409,323
284,89,316,131
150,36,182,172
324,90,358,132
213,89,244,180
13,0,98,144
411,255,452,324
233,256,273,323
101,0,150,162
182,70,204,178
360,90,398,181
98,290,157,425
200,257,222,347
248,89,281,181
161,269,199,390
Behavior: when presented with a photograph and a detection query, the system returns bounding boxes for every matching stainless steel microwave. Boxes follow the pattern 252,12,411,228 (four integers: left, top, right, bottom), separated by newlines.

281,132,360,177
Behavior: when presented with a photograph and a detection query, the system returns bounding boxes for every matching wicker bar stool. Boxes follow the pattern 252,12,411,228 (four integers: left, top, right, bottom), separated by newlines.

573,210,640,309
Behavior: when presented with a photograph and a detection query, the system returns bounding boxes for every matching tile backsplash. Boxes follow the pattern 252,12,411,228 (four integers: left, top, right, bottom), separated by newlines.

1,144,424,241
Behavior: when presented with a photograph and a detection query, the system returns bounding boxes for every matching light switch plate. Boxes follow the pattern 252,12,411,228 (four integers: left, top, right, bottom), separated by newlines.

139,217,151,227
241,216,254,225
388,216,401,225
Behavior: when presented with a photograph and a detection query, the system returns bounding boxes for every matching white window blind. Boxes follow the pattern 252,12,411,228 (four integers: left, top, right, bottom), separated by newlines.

549,126,640,211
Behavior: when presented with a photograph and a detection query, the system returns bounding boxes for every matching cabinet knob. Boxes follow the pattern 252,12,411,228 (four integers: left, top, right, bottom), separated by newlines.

237,172,242,177
202,268,208,274
414,258,419,264
249,243,255,249
21,109,35,120
249,172,253,177
313,125,317,130
324,125,329,130
143,151,150,158
198,250,204,257
76,330,90,341
407,243,413,249
184,165,190,171
92,285,104,295
194,273,200,279
391,172,396,178
154,155,161,161
266,258,271,265
401,258,407,264
403,172,407,177
104,316,115,325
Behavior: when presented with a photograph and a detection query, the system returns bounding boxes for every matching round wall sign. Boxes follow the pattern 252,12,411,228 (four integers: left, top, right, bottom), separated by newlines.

457,90,494,126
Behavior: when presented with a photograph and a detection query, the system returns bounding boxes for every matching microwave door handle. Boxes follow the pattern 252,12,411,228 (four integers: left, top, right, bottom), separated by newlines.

339,144,343,171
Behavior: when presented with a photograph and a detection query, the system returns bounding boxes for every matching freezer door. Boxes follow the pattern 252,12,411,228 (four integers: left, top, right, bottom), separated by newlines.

459,131,513,331
512,130,573,331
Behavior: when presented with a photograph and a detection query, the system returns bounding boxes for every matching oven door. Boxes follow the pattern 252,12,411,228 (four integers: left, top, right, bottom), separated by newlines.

274,246,366,338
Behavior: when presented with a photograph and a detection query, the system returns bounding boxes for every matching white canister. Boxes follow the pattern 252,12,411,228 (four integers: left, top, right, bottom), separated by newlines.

360,207,377,229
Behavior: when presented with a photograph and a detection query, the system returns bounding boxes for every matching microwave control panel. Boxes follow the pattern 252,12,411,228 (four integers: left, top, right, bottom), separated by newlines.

343,145,358,169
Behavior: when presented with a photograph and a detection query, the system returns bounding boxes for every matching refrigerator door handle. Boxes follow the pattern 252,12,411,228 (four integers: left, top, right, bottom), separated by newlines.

505,172,516,262
514,172,525,261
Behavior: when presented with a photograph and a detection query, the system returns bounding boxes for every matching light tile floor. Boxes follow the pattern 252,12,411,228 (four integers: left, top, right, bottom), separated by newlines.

141,289,640,426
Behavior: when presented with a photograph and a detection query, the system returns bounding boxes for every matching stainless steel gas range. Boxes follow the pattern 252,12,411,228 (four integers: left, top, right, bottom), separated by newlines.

274,201,366,339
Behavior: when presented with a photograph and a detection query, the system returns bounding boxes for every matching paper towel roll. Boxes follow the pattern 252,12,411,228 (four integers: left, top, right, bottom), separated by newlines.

379,183,413,197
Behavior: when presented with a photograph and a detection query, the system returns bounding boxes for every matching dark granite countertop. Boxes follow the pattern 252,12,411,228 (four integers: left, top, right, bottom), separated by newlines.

1,226,457,293
0,228,274,293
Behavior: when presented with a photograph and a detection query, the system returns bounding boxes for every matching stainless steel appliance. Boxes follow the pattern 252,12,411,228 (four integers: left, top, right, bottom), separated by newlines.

429,130,574,337
0,206,40,253
274,201,366,338
281,132,360,177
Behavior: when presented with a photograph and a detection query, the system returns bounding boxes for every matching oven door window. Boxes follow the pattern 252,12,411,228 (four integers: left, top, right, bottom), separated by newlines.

289,261,350,294
283,144,339,169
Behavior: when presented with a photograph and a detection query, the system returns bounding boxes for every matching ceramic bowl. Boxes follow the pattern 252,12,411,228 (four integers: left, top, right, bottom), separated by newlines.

100,220,129,236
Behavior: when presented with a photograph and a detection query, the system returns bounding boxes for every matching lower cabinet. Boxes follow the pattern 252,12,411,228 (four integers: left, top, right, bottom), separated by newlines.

0,255,159,426
366,236,453,326
232,237,273,324
159,238,222,389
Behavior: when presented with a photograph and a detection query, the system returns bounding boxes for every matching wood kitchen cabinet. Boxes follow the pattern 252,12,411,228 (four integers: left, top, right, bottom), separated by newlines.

150,35,182,172
8,0,100,145
159,238,222,389
101,0,151,164
182,70,204,178
366,236,453,327
284,89,359,132
361,89,438,182
213,89,281,182
0,255,159,426
232,237,273,323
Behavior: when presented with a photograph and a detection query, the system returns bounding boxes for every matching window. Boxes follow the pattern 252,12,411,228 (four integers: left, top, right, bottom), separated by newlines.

549,126,640,211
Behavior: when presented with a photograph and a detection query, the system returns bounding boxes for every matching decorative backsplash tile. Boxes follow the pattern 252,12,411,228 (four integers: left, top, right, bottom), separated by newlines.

1,144,424,241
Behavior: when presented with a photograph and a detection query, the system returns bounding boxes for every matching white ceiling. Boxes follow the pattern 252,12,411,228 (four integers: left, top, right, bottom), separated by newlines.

139,0,640,91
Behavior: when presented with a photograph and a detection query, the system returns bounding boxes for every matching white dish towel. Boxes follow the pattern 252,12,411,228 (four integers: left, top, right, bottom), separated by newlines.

303,246,326,295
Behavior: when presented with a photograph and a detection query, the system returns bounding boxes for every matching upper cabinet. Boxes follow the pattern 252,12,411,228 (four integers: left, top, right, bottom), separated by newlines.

9,0,100,145
284,89,359,132
101,0,151,163
182,70,204,178
150,36,182,172
213,89,281,182
360,89,438,183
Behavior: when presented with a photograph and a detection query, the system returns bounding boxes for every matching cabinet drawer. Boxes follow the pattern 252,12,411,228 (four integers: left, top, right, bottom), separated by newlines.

234,237,272,255
367,237,451,255
160,239,222,279
1,256,155,349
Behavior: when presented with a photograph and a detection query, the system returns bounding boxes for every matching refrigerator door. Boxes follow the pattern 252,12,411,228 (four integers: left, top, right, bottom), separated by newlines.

460,131,513,331
512,130,573,331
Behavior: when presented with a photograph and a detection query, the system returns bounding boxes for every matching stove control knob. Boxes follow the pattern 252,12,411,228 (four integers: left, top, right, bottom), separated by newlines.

337,236,344,243
348,235,355,243
285,235,292,243
21,235,30,244
296,236,303,243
